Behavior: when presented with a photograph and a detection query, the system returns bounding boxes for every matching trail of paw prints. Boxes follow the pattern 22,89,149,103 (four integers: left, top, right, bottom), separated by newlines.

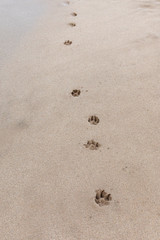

64,4,112,209
70,13,77,28
95,189,112,207
63,2,75,44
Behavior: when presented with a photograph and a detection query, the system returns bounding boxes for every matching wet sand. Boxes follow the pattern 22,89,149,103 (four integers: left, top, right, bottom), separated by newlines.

0,0,46,63
0,0,160,239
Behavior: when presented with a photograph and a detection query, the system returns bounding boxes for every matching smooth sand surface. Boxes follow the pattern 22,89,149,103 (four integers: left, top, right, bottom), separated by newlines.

1,0,160,239
0,0,46,63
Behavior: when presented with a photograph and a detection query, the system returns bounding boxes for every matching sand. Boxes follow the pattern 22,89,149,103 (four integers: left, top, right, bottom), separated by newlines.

0,0,160,239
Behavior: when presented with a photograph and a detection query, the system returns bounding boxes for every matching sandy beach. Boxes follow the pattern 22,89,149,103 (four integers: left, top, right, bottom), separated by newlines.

0,0,160,239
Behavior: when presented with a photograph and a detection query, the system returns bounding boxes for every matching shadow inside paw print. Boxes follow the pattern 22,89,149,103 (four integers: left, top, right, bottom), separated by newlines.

84,140,100,150
71,89,81,97
88,115,99,125
95,189,112,207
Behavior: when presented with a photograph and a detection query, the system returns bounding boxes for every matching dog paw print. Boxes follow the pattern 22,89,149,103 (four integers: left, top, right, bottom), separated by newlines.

84,140,100,150
71,12,77,16
140,3,153,8
95,189,112,206
64,40,72,45
69,23,76,27
88,115,99,125
71,89,81,97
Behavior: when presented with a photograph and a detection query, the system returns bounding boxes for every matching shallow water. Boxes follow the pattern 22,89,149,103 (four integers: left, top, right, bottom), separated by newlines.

0,0,46,63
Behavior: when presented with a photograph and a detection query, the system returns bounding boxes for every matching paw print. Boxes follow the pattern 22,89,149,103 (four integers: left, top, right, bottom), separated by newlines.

88,115,99,125
71,89,81,97
69,23,76,27
95,189,112,206
64,40,72,45
84,140,100,150
71,12,77,16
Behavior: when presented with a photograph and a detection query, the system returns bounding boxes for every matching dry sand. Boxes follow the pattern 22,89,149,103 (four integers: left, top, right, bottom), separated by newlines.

0,0,160,239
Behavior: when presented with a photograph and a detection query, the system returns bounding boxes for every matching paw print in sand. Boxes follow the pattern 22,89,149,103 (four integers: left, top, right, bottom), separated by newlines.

71,89,81,97
69,23,76,27
95,189,112,207
64,40,72,45
84,140,100,150
88,115,99,125
71,12,77,16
